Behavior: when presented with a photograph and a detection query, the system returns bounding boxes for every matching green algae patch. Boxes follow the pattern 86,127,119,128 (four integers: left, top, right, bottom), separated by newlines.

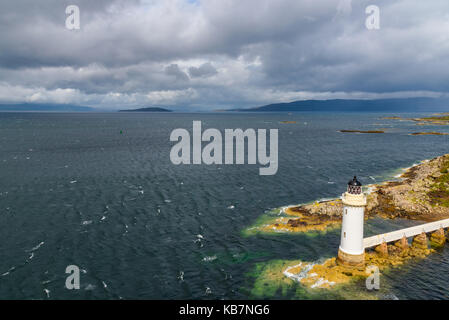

245,259,378,300
242,208,284,237
245,243,436,299
227,251,270,264
246,259,302,298
243,204,342,237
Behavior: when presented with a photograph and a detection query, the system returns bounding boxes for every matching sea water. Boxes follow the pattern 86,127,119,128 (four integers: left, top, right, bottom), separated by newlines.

0,111,448,299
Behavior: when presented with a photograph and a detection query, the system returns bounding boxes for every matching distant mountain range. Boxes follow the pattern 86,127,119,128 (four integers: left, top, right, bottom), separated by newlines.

226,98,449,112
118,107,172,112
2,98,449,113
0,103,94,112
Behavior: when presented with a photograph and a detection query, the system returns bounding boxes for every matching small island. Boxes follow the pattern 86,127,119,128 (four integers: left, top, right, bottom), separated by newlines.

411,115,449,125
410,132,449,136
339,130,385,134
118,107,172,112
382,114,449,126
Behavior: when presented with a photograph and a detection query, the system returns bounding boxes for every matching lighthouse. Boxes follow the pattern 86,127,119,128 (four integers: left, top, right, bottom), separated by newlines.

337,176,367,267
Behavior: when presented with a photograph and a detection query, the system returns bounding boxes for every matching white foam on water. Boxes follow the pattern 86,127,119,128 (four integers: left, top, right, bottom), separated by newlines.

29,241,44,252
85,284,96,291
1,266,15,277
310,278,336,289
317,197,336,203
202,255,217,262
382,293,400,300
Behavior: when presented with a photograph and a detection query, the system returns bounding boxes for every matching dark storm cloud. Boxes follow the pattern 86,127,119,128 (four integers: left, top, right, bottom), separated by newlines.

188,63,218,78
165,64,190,82
0,0,448,109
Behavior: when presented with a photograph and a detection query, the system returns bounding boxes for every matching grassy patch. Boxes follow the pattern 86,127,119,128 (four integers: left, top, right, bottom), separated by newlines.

428,156,449,207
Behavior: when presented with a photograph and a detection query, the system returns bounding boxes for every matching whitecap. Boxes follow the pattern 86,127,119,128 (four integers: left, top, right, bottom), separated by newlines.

2,266,15,276
202,255,217,262
29,241,44,252
382,293,399,300
85,284,96,291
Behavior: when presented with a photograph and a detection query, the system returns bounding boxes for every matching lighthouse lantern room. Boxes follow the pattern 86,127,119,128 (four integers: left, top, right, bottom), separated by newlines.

337,176,367,267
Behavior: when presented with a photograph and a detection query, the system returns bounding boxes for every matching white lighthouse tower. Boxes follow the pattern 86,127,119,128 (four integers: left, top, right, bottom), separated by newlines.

337,176,367,267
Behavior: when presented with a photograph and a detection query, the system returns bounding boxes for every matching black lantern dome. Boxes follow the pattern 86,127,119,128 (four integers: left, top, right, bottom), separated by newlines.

347,176,362,194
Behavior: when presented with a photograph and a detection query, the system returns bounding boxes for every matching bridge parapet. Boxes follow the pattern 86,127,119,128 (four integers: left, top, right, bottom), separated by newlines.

363,218,449,249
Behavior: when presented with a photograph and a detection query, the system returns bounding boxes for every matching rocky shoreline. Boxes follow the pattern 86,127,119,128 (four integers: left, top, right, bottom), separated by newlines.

254,154,449,235
246,154,449,294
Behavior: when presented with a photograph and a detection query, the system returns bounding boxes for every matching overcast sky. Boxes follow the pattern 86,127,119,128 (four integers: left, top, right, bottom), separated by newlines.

0,0,448,110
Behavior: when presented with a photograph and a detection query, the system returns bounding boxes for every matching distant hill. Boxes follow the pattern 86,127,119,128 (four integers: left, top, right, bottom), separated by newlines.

227,98,449,112
119,107,172,112
0,103,94,112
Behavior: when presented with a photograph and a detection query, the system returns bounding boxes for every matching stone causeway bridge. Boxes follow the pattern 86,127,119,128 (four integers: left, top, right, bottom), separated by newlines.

363,218,449,251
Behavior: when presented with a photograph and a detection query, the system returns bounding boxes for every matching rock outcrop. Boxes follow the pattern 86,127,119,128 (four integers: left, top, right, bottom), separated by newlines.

260,154,449,233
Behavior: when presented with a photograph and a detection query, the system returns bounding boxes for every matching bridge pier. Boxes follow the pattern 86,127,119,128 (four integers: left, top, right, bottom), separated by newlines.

364,219,449,251
394,236,409,251
375,241,388,257
430,228,446,247
412,232,428,250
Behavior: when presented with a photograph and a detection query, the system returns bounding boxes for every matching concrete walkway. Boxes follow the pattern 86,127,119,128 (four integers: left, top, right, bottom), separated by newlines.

363,218,449,248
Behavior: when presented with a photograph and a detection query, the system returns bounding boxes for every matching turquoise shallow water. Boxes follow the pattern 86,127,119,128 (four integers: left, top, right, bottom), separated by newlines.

0,112,448,299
